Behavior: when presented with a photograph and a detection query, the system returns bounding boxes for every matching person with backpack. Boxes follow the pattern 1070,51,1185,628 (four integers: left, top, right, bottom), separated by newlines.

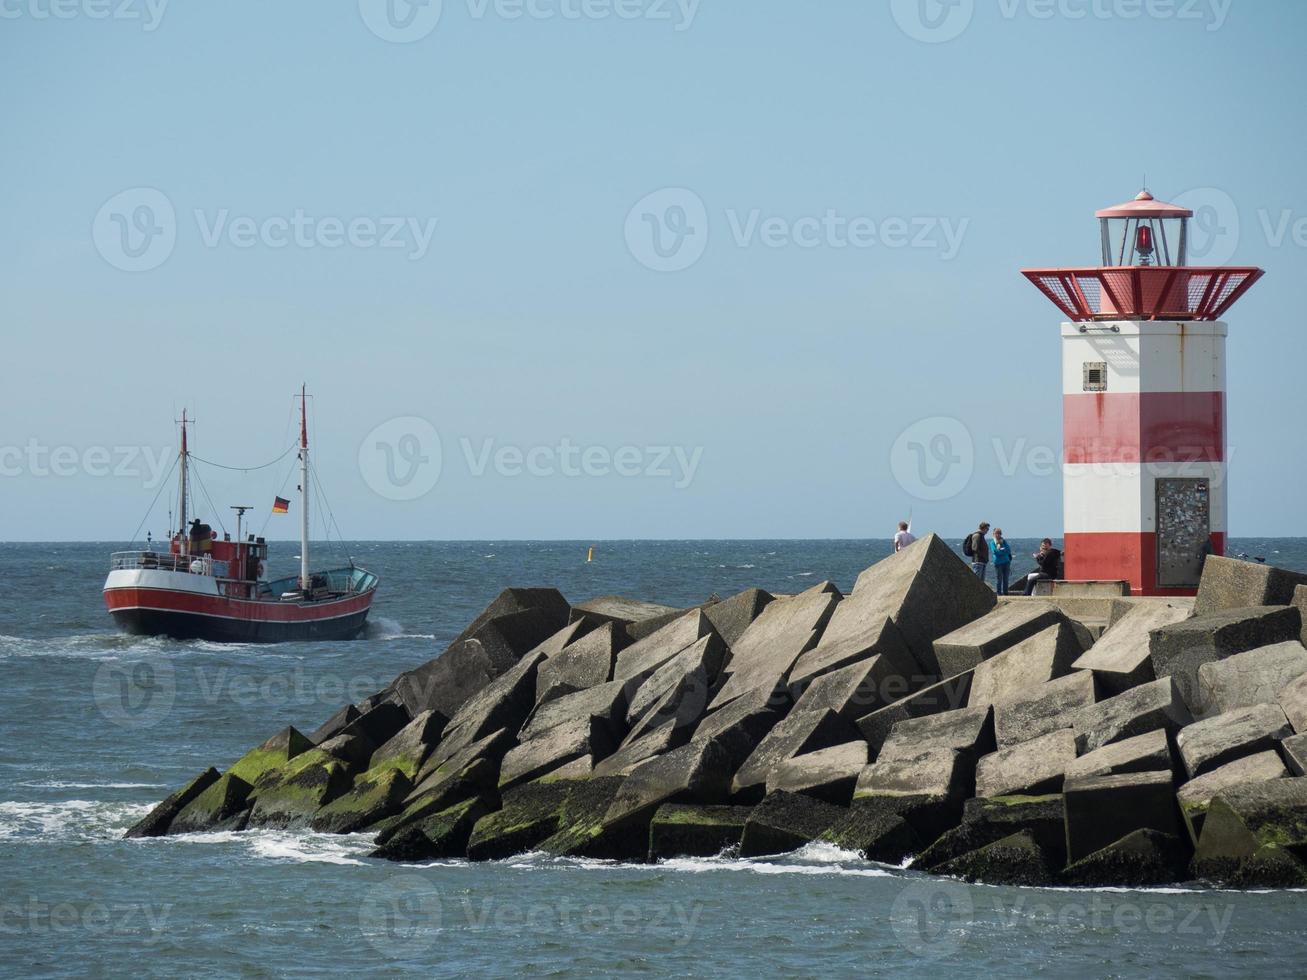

991,527,1013,595
963,522,990,584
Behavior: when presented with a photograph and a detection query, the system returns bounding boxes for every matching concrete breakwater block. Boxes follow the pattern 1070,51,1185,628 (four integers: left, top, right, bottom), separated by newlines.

1193,777,1307,883
612,611,719,686
934,830,1058,887
786,617,915,703
1149,605,1302,715
1195,556,1307,616
853,747,973,845
1070,677,1191,754
424,650,548,769
826,534,995,676
995,671,1097,748
1193,641,1307,719
1070,600,1193,695
649,804,752,861
536,621,626,704
626,634,724,728
1175,703,1292,779
765,741,867,805
911,794,1065,873
1063,771,1181,865
933,602,1073,681
1061,829,1190,888
966,621,1087,709
709,588,840,711
1277,672,1307,734
704,588,774,650
1177,750,1289,847
877,705,994,762
974,729,1077,798
854,672,974,757
1062,729,1171,783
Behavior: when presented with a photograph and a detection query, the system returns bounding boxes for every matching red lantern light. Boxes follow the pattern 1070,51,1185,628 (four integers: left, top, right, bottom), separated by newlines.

1135,224,1154,259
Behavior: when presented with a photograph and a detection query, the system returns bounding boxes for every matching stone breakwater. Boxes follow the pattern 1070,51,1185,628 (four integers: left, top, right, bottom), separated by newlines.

127,536,1307,888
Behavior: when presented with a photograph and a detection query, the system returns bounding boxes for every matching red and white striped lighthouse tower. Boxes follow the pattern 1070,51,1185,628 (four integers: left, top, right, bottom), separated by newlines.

1023,190,1264,596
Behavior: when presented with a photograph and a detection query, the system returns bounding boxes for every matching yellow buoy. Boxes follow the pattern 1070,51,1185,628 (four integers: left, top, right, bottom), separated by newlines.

587,546,594,563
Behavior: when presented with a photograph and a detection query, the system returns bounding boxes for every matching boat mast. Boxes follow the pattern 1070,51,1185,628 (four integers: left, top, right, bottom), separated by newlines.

178,409,189,555
299,386,310,593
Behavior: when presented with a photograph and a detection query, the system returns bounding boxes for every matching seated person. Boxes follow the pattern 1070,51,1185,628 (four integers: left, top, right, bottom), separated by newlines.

1021,538,1062,595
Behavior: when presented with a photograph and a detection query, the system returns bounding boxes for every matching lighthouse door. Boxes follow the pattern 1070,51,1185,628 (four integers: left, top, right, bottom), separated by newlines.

1156,478,1211,589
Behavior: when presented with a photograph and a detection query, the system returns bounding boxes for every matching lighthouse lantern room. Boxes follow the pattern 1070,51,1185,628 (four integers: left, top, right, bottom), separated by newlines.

1022,190,1264,596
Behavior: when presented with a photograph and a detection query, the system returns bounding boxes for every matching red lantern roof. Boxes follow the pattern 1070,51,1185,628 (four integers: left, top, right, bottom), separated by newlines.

1095,189,1193,220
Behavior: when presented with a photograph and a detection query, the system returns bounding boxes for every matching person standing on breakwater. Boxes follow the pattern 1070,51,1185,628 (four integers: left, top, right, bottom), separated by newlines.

991,528,1013,595
1021,538,1062,595
893,521,917,553
963,522,990,584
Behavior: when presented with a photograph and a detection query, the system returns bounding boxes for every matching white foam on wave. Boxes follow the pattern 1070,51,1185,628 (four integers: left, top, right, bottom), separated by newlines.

501,843,894,879
0,799,151,841
365,616,436,641
656,847,895,879
246,831,373,866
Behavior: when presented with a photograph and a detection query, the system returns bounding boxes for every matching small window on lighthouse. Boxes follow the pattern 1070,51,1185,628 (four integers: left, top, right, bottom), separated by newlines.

1083,362,1107,392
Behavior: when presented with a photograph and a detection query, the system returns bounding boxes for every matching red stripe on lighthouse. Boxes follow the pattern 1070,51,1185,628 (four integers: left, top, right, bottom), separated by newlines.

1063,391,1224,464
1065,531,1227,596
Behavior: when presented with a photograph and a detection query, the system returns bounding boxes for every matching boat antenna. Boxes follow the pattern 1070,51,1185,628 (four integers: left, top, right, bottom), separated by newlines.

298,385,310,593
231,505,253,546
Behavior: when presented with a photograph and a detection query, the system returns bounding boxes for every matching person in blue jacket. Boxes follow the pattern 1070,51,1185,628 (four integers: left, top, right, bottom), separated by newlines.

991,527,1013,595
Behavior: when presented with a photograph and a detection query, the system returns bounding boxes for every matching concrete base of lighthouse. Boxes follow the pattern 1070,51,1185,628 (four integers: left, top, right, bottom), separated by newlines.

1061,319,1228,596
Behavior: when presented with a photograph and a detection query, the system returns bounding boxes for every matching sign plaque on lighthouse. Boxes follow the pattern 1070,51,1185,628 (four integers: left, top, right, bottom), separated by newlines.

1023,191,1264,596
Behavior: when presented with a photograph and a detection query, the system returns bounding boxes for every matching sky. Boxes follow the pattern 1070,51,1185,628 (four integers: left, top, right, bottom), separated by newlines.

2,0,1305,542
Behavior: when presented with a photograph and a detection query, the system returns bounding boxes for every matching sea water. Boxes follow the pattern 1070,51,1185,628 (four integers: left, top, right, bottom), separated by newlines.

3,539,1306,978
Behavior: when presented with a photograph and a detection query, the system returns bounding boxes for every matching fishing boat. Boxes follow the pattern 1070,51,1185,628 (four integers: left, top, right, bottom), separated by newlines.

103,388,378,642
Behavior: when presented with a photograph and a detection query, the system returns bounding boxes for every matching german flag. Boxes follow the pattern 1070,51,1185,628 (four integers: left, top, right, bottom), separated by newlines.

272,496,290,514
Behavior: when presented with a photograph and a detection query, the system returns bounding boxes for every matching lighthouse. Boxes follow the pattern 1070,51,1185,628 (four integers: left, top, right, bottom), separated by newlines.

1022,190,1264,596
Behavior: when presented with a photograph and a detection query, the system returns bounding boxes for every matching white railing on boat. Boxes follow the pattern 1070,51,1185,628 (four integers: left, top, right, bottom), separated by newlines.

110,551,215,575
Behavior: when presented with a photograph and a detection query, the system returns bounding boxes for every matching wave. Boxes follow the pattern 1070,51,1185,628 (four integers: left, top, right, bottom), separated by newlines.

0,799,150,841
245,832,373,866
363,617,435,641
